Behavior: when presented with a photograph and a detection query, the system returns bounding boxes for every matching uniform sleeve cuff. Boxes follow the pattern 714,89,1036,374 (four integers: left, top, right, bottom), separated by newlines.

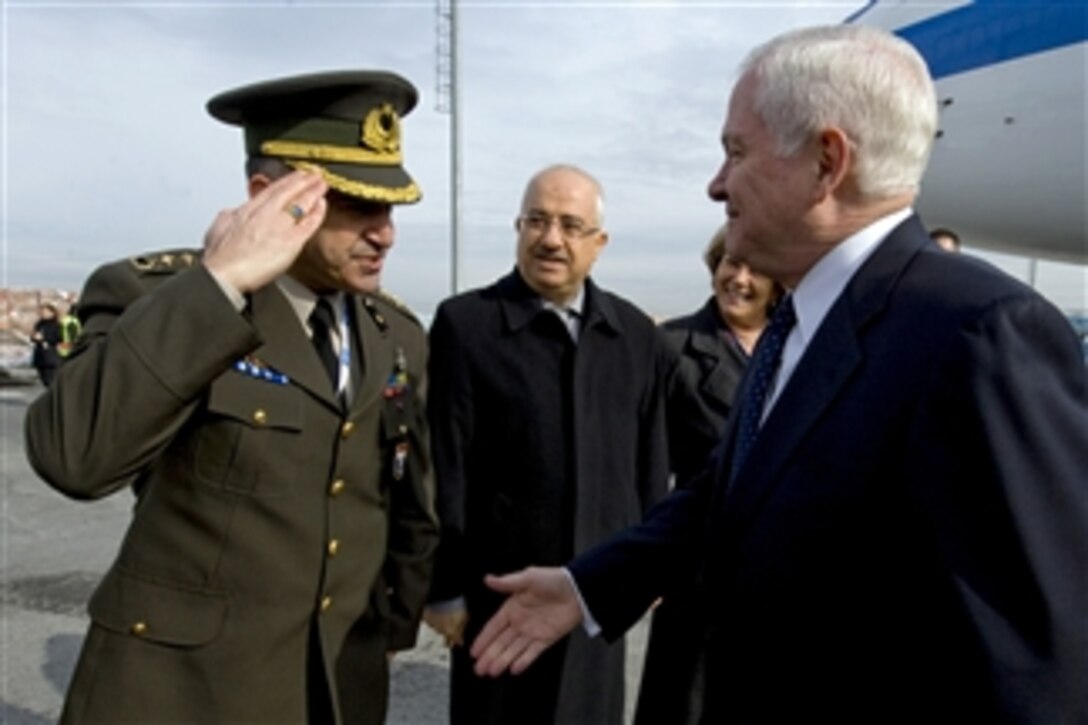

205,266,247,311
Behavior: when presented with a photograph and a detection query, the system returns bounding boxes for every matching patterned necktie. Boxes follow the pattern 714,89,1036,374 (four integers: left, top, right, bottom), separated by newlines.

730,294,797,484
309,297,339,390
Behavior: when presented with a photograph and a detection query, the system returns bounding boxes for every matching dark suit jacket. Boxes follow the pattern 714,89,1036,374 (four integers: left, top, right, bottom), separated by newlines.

428,270,672,725
24,250,438,725
571,216,1088,723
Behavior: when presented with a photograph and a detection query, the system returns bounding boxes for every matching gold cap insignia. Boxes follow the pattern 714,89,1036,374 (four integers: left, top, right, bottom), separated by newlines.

362,103,401,154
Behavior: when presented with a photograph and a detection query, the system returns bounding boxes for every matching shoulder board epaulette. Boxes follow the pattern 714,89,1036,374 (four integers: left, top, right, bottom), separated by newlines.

128,249,202,274
367,289,422,328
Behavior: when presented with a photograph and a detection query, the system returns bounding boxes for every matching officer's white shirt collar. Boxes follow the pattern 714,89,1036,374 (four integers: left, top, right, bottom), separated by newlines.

765,206,913,414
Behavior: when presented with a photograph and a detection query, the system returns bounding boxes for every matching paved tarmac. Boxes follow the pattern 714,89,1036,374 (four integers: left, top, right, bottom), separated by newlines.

1,383,648,724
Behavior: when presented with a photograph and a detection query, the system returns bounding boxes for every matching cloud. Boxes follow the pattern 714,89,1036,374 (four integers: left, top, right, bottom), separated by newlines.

7,2,1081,317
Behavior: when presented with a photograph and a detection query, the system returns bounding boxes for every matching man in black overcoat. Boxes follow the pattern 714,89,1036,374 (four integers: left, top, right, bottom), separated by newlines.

424,164,673,724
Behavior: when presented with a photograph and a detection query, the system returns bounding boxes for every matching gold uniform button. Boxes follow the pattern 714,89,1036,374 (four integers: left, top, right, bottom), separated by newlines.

131,621,148,636
327,539,340,557
397,424,408,436
329,479,345,496
252,409,268,426
320,595,333,612
340,421,355,439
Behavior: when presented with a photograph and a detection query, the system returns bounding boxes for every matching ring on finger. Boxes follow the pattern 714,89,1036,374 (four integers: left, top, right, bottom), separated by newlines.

284,203,306,223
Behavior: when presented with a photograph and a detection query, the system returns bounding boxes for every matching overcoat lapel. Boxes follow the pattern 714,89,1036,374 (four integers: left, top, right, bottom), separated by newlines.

496,271,541,336
718,216,929,531
247,283,339,410
687,302,745,410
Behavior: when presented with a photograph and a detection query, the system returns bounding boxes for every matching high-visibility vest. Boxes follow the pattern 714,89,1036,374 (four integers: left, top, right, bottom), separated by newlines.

58,314,81,357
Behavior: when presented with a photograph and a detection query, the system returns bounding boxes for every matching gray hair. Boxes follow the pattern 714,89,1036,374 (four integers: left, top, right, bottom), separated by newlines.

741,24,937,199
522,164,606,226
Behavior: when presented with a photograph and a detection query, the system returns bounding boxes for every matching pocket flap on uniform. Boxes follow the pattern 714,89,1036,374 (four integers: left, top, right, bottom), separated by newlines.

88,569,228,647
207,373,304,431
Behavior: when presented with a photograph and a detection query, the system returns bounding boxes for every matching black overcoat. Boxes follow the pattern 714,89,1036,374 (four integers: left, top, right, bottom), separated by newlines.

428,270,672,725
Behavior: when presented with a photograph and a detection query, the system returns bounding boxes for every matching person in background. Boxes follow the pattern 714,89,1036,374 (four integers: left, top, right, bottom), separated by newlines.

423,164,673,725
658,223,784,487
929,226,961,252
637,222,782,725
30,303,62,386
470,24,1087,723
23,70,438,725
57,302,81,358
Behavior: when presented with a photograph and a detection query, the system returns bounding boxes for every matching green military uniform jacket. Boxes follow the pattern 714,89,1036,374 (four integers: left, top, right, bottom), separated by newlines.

24,250,438,724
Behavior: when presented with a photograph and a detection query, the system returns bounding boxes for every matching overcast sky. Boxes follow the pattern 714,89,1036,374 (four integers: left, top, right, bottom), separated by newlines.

4,0,1085,321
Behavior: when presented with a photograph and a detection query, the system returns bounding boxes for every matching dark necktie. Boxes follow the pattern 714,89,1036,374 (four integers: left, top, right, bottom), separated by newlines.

309,297,339,391
730,294,797,484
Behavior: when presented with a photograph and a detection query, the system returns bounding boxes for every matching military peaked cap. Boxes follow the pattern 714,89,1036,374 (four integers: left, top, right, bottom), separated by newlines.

207,70,421,204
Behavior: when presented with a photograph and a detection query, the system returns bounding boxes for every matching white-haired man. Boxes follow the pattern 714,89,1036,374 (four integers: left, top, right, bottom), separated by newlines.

470,25,1087,723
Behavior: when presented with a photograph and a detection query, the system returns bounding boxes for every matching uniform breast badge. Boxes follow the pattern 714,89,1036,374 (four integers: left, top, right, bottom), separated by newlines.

232,356,290,385
382,347,411,408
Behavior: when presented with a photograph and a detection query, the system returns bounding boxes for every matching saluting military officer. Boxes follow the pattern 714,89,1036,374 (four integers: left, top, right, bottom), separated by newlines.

24,71,438,725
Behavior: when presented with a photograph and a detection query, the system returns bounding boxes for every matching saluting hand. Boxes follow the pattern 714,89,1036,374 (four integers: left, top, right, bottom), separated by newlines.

470,567,582,677
203,170,328,293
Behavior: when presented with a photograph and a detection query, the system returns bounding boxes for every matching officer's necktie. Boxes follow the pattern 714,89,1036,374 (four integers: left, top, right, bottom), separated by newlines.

309,297,339,391
729,294,797,484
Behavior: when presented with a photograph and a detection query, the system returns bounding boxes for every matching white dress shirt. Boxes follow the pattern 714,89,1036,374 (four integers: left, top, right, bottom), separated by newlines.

763,207,913,419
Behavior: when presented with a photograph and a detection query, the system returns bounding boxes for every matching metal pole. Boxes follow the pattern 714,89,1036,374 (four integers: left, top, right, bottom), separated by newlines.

449,0,461,295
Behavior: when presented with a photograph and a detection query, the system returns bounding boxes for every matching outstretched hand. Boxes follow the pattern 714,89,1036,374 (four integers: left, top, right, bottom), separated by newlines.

203,170,329,293
469,567,583,677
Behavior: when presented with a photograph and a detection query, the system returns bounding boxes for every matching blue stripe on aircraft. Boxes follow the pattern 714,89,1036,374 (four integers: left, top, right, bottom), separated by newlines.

850,1,1087,79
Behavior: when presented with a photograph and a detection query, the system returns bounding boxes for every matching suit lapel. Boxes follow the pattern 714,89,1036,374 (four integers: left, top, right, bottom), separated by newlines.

719,304,863,529
719,215,929,530
248,284,339,410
